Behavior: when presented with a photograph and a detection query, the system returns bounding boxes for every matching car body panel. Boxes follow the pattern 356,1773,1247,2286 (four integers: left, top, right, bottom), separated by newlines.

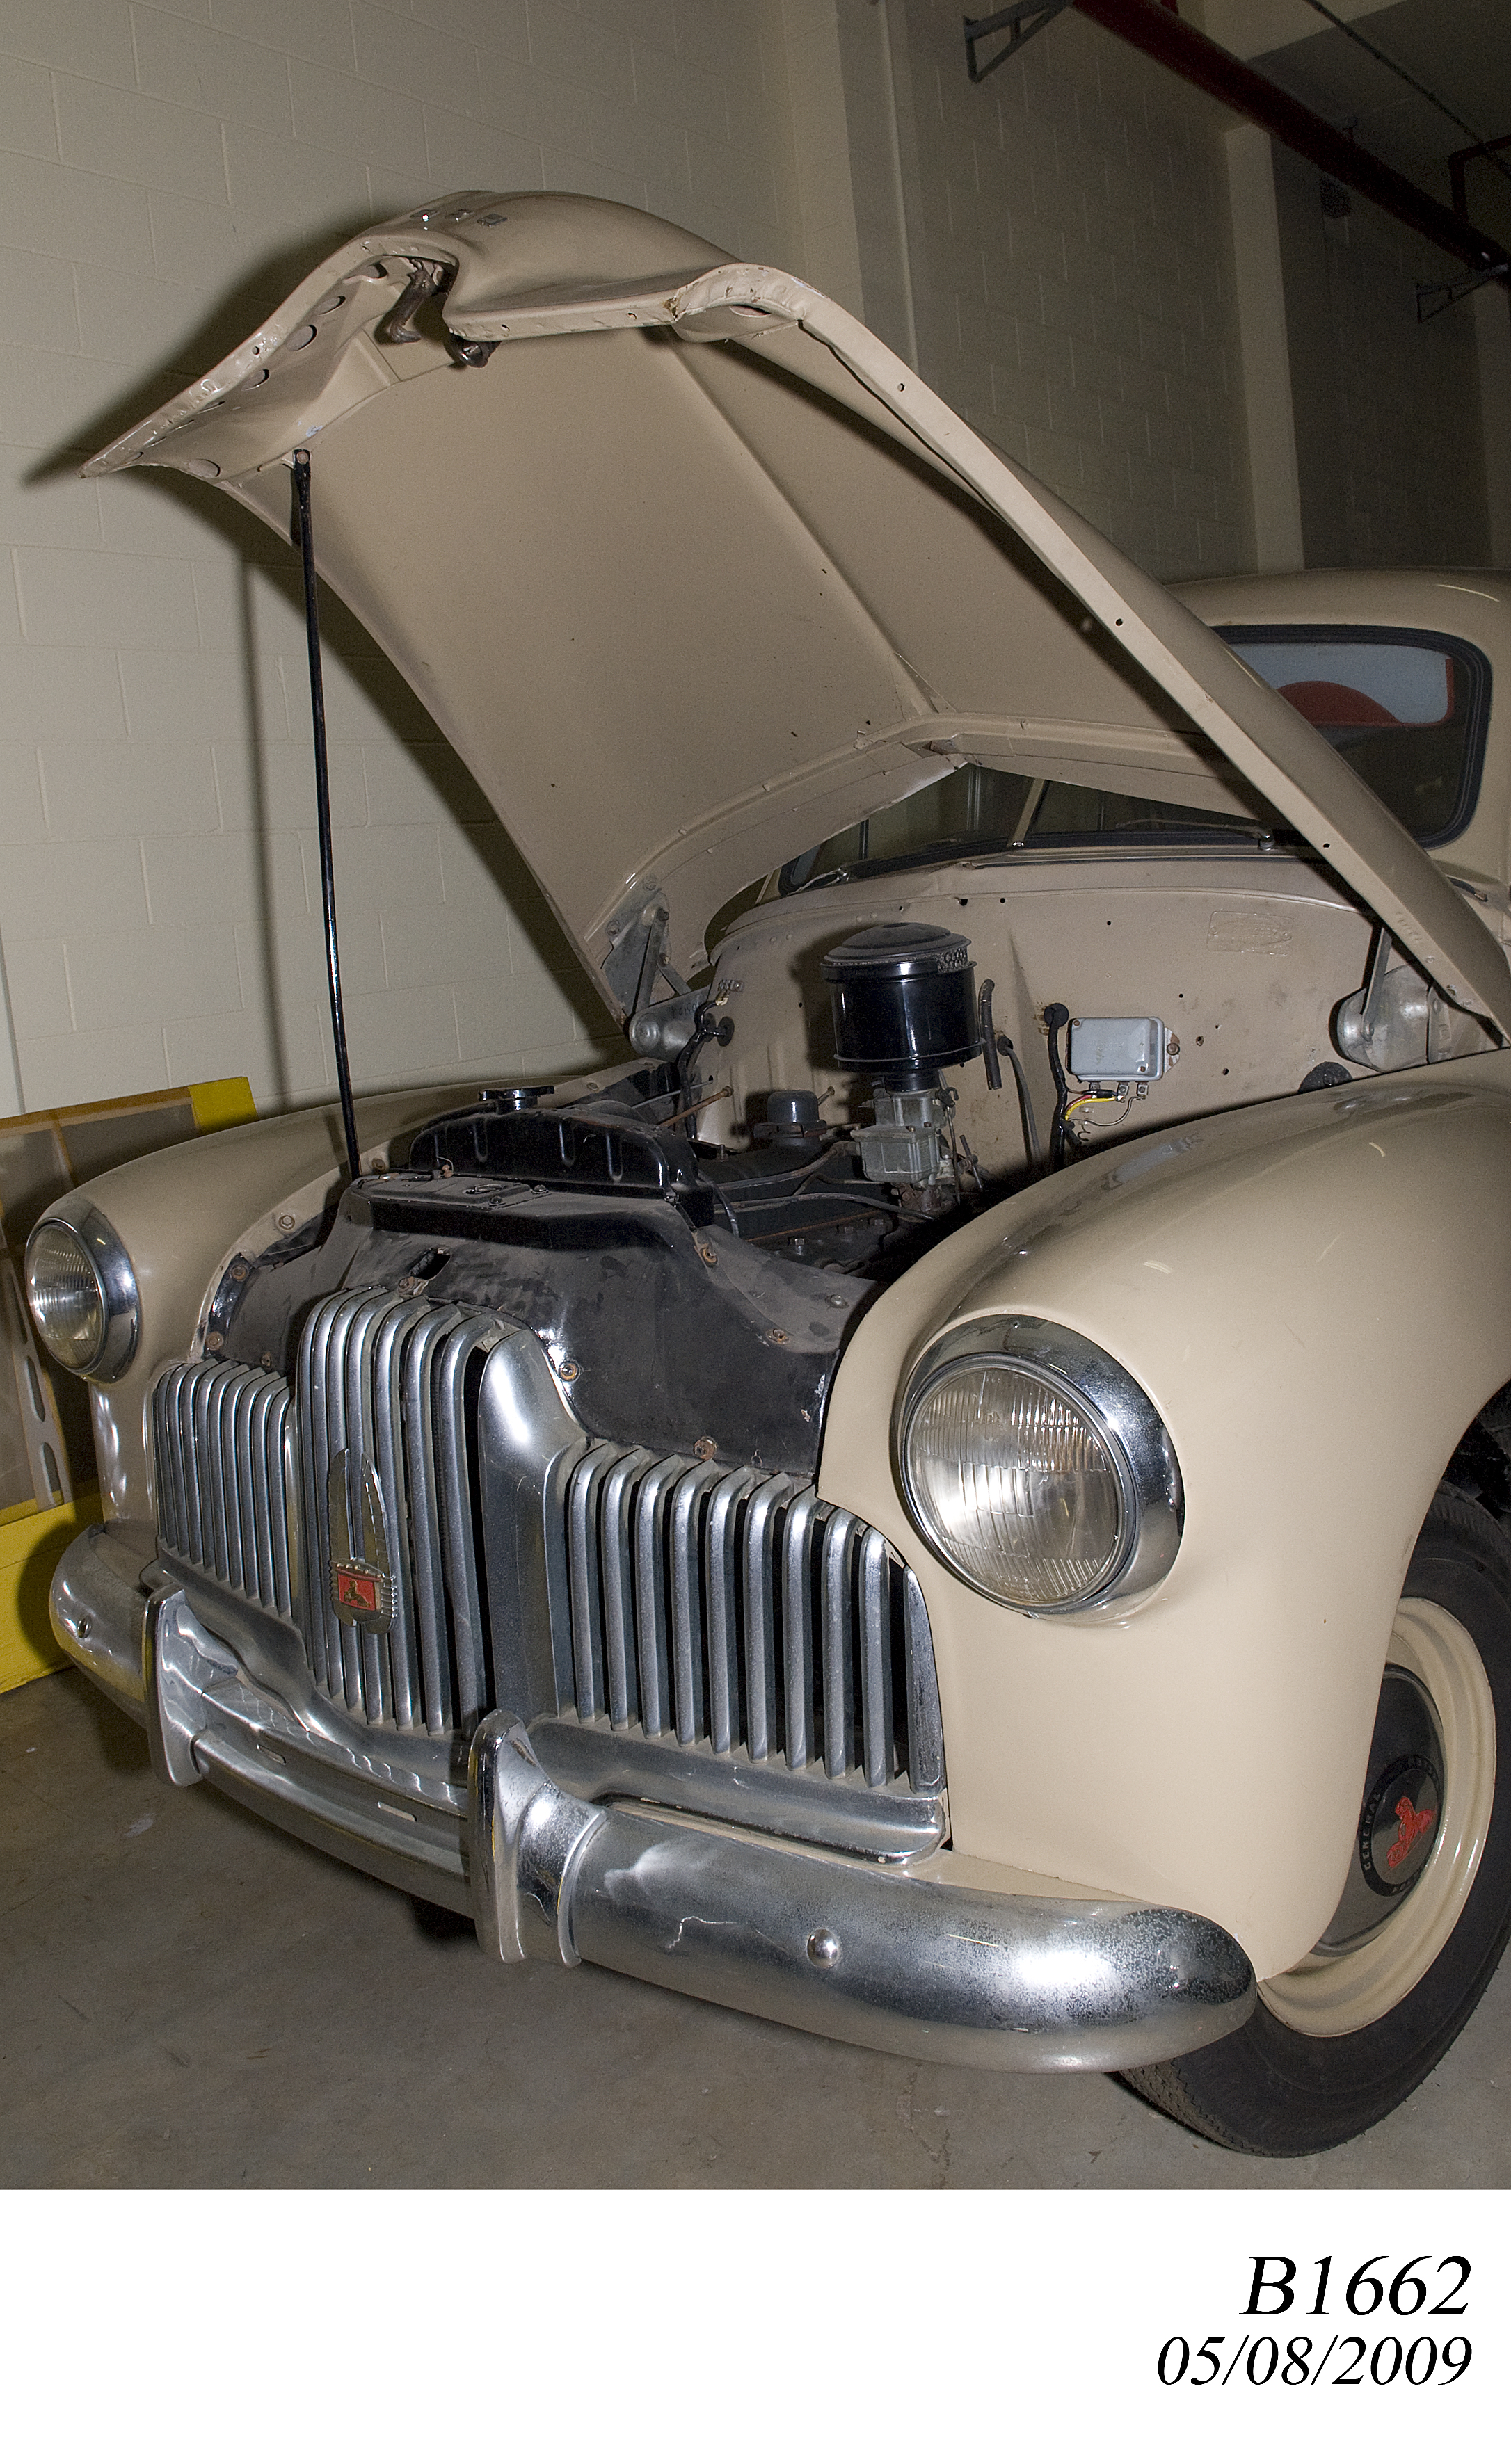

818,1048,1511,1980
86,191,1511,1037
77,1087,483,1525
696,844,1385,1168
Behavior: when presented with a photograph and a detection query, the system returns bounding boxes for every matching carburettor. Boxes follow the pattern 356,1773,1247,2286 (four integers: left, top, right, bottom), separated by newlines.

822,924,981,1188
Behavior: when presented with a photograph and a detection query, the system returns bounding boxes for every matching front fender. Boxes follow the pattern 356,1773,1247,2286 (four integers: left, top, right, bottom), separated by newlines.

818,1054,1511,1981
63,1082,486,1524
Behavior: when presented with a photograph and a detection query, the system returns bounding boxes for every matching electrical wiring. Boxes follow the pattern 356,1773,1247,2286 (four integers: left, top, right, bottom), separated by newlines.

1063,1089,1132,1136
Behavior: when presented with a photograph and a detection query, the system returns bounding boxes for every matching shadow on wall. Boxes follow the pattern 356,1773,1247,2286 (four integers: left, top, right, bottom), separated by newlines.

32,214,624,1111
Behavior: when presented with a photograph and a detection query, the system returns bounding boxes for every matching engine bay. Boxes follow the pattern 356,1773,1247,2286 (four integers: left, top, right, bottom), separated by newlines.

207,830,1500,1481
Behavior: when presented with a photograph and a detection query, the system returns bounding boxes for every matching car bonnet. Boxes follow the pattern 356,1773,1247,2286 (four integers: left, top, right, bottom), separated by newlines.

86,190,1511,1034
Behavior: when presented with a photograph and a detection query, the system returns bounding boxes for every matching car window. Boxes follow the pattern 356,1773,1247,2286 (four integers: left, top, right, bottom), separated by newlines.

776,765,1034,896
1022,780,1290,846
780,765,1287,887
1222,626,1490,847
710,764,1286,945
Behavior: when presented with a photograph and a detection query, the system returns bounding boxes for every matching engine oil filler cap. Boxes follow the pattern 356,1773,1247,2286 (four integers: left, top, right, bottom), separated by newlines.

480,1084,552,1111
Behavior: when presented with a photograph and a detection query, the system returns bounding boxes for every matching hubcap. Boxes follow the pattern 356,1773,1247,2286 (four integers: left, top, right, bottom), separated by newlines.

1315,1666,1444,1952
1260,1596,1496,2037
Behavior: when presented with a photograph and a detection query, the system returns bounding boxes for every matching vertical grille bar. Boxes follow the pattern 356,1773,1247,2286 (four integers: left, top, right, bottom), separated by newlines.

903,1571,944,1790
740,1479,791,1763
272,1393,295,1622
820,1508,858,1780
297,1296,339,1690
566,1444,615,1722
402,1306,463,1734
176,1366,203,1565
243,1378,280,1610
153,1371,183,1554
201,1363,241,1585
858,1527,895,1787
342,1294,396,1723
320,1292,367,1713
435,1319,499,1730
703,1467,757,1755
179,1367,205,1566
632,1456,683,1739
669,1461,721,1746
221,1378,248,1594
600,1449,652,1729
538,1437,591,1714
781,1488,825,1771
371,1298,428,1729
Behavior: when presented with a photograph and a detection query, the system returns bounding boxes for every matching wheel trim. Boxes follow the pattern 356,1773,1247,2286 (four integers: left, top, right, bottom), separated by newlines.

1259,1597,1497,2038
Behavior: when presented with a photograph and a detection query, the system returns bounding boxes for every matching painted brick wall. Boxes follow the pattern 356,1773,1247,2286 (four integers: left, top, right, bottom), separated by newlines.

884,0,1253,581
0,0,804,1116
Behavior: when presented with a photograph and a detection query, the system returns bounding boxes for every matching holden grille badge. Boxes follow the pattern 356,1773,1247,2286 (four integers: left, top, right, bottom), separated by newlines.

326,1447,396,1631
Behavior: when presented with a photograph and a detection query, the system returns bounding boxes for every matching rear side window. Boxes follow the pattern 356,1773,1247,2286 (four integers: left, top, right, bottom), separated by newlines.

1222,625,1489,846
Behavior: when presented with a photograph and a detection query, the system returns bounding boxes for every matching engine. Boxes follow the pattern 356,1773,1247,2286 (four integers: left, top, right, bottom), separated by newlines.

203,928,998,1480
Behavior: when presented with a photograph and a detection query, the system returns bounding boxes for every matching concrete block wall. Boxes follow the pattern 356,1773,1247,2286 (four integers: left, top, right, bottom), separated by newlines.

0,0,804,1118
1324,198,1487,571
879,0,1254,581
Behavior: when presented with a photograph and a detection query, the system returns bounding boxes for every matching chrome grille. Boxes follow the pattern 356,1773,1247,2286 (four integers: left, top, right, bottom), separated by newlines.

152,1291,505,1735
296,1291,504,1732
557,1444,942,1793
152,1360,294,1619
152,1299,944,1812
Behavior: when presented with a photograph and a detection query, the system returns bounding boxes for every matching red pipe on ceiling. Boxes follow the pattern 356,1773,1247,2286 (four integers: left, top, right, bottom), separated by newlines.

1072,0,1507,277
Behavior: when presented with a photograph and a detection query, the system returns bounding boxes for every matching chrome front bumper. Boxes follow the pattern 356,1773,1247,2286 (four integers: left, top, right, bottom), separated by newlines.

52,1524,1256,2073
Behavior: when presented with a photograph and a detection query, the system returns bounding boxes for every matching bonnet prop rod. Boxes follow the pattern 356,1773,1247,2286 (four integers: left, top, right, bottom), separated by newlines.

291,449,362,1189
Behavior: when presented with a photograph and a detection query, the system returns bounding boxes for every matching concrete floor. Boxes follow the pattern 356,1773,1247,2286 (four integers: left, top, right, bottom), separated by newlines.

3,1669,1508,2190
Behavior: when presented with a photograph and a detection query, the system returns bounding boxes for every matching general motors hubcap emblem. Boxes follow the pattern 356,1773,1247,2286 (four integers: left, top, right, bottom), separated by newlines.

326,1447,395,1631
1359,1750,1441,1898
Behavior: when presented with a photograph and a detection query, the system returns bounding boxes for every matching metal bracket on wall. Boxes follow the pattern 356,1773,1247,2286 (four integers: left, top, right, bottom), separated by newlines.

1416,261,1510,322
964,1,1073,84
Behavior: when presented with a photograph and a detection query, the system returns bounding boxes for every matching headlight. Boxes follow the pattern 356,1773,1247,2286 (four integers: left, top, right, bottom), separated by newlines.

897,1316,1182,1614
25,1205,140,1382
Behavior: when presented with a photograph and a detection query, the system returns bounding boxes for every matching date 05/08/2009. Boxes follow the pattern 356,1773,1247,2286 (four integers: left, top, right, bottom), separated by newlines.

1156,2256,1473,2392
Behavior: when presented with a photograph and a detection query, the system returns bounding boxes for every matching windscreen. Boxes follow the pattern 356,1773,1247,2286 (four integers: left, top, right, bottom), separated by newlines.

769,764,1280,904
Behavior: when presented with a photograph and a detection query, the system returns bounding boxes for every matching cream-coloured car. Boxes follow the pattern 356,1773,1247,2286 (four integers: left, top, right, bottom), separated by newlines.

29,195,1511,2158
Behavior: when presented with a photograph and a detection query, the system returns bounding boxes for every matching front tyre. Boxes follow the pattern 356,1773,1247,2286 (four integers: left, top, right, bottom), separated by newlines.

1123,1488,1509,2156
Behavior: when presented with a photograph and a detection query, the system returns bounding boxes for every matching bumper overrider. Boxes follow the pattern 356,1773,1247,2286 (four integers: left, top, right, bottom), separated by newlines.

52,1521,1256,2070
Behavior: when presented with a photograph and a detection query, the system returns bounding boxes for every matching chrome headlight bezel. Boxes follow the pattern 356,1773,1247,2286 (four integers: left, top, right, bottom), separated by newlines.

24,1201,141,1383
897,1314,1183,1616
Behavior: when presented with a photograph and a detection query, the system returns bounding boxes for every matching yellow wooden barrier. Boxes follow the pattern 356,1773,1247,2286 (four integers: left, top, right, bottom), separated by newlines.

0,1072,257,1693
188,1077,259,1134
0,1490,100,1693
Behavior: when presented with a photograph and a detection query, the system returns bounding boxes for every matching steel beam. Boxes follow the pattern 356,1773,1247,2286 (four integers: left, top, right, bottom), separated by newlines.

1072,0,1508,282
